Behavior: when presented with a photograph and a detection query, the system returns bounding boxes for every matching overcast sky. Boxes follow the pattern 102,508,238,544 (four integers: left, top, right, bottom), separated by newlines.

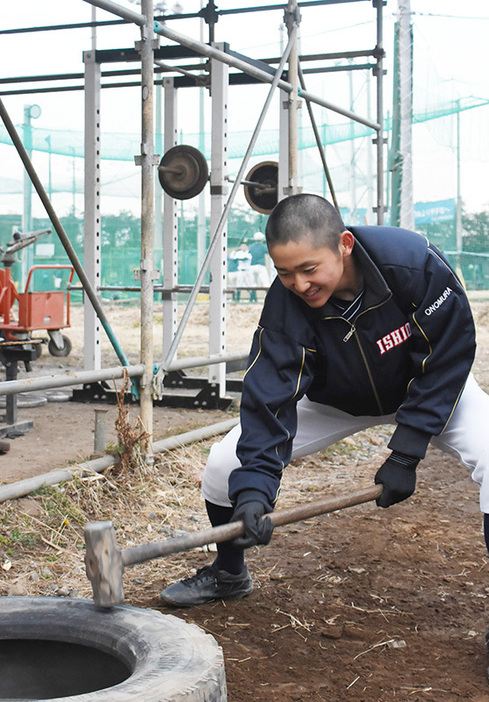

0,0,488,219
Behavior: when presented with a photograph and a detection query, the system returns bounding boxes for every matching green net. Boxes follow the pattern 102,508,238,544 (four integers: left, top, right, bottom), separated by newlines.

1,95,489,292
1,96,486,161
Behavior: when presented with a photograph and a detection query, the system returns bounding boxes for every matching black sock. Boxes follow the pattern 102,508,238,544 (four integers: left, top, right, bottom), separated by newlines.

205,500,245,575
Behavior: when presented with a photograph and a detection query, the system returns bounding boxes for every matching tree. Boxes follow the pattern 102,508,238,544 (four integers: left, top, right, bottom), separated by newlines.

101,211,141,248
462,210,489,253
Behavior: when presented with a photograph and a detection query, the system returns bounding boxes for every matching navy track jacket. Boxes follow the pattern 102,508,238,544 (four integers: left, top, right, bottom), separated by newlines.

229,225,476,507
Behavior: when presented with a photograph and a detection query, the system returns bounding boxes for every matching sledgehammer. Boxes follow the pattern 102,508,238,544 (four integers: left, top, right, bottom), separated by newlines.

84,484,382,607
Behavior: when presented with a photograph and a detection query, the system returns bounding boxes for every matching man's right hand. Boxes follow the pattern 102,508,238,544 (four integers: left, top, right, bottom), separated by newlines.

231,491,274,549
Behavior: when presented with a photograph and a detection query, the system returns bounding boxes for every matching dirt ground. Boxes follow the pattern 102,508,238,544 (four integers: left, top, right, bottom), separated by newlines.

2,298,489,701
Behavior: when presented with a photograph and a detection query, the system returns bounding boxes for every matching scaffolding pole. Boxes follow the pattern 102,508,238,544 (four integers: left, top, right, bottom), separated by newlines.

138,0,156,460
155,22,298,371
0,351,249,397
82,0,146,26
285,0,301,195
298,64,339,211
154,21,380,131
0,365,145,397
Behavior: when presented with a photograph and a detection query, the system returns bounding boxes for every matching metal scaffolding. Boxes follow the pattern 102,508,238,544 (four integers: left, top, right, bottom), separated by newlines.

0,0,387,461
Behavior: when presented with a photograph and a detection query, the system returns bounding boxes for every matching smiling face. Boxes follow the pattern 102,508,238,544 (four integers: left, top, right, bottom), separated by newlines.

270,230,359,308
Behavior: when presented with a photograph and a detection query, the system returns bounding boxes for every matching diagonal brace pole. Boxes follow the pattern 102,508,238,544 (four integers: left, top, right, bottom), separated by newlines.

155,22,298,369
0,98,132,373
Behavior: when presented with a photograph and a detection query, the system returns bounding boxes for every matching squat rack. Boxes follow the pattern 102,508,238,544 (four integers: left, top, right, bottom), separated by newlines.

0,0,387,461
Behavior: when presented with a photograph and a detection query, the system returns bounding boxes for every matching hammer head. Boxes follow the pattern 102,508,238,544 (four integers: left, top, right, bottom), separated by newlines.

84,520,125,608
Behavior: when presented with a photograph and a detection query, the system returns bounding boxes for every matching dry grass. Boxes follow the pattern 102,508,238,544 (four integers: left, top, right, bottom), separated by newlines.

0,440,213,602
0,422,389,604
113,371,150,472
0,298,264,603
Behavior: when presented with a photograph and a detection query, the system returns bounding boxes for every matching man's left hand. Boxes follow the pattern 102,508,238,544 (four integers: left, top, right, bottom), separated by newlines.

375,451,420,508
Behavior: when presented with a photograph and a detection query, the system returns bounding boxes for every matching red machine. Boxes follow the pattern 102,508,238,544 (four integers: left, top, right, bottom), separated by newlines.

0,230,74,357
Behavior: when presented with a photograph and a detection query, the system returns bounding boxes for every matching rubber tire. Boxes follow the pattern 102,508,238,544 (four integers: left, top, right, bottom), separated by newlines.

0,596,227,701
0,393,47,409
48,334,72,357
45,390,72,402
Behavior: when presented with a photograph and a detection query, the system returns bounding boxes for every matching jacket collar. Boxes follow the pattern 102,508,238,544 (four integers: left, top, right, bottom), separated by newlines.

318,234,392,318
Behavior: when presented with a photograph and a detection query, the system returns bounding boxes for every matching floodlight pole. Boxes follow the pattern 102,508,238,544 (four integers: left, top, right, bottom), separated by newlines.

21,104,41,287
373,0,386,224
390,0,413,229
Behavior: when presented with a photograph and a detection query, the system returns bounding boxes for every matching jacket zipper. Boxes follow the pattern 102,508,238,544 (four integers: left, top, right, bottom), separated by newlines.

354,333,384,413
343,324,355,342
332,298,392,413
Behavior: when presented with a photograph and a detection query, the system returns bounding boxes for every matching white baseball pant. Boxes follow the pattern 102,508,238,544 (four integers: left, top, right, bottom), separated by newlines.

201,373,489,512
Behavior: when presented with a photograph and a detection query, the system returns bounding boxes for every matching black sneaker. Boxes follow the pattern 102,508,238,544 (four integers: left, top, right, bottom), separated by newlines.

159,564,253,607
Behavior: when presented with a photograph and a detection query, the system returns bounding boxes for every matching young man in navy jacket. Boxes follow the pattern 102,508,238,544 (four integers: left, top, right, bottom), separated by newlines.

161,193,489,607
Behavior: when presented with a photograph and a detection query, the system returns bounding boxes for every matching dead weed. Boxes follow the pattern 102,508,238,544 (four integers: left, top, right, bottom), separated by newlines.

0,437,213,601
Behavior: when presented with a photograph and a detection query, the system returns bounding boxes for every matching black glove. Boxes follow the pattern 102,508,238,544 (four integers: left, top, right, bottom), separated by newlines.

374,451,420,508
231,490,274,549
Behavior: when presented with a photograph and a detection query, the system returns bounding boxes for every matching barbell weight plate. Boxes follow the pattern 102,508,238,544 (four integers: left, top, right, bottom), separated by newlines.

158,144,209,200
160,153,199,192
243,161,279,214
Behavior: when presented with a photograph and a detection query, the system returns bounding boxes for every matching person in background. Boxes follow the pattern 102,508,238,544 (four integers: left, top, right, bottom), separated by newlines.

227,246,240,303
229,241,253,303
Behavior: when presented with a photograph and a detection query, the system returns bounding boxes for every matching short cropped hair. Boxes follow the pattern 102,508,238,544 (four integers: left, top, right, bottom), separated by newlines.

265,194,346,250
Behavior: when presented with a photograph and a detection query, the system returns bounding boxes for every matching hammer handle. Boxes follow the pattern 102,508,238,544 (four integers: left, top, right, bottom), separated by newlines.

121,484,382,568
